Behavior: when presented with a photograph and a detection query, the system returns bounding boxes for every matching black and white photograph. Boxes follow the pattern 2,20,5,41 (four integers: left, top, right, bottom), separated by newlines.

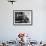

13,10,32,25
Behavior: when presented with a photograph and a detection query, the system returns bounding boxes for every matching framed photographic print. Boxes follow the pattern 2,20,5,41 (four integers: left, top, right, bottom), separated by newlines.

13,10,32,25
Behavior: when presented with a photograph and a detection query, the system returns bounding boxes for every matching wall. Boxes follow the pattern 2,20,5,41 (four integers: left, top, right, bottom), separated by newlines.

0,0,46,42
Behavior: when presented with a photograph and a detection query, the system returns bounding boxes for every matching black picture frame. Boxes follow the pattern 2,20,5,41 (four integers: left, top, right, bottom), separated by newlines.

13,10,33,26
